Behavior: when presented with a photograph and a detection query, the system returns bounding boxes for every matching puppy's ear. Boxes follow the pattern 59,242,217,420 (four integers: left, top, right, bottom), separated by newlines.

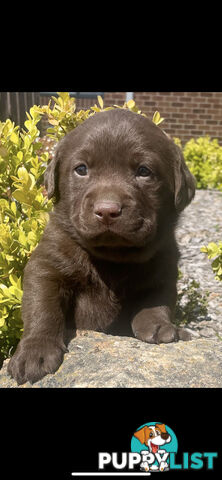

155,423,166,434
134,426,147,444
44,138,64,201
173,144,196,212
44,157,58,200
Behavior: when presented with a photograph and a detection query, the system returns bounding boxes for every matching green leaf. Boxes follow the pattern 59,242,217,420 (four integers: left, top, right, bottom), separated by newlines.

24,135,31,150
24,120,33,131
10,131,19,145
91,105,101,112
9,274,19,287
15,168,35,190
10,201,17,216
27,231,37,245
27,173,36,190
97,95,104,109
0,285,11,298
207,242,220,258
218,266,222,275
0,318,5,327
18,166,29,182
57,92,70,102
17,151,23,161
29,106,41,121
127,99,136,109
152,111,160,124
152,111,165,126
200,246,208,253
0,199,9,209
12,189,29,204
9,286,23,302
18,230,28,247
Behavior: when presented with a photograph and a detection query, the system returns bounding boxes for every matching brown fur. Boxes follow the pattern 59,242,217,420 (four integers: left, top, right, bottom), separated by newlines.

134,423,170,445
8,109,195,384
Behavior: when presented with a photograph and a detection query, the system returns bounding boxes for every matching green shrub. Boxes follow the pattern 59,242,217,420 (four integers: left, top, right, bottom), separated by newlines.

0,110,53,361
33,93,149,142
175,279,209,326
182,136,222,190
201,242,222,281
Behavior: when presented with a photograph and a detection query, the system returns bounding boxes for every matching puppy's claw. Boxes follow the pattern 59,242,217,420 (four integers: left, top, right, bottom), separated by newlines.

7,338,65,385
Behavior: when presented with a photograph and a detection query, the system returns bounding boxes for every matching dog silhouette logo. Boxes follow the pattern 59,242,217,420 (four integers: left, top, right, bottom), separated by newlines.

131,422,178,472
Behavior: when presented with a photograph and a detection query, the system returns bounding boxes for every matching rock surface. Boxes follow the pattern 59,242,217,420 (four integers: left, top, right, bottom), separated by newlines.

1,330,222,388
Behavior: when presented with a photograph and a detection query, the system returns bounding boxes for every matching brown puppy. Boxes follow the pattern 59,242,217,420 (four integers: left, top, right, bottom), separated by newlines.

8,109,195,384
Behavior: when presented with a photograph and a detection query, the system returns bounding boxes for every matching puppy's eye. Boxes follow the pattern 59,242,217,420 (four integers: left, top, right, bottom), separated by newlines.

149,432,154,438
74,164,88,176
136,165,152,177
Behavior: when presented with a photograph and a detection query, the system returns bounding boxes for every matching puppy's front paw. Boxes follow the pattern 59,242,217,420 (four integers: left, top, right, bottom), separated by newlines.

132,310,191,344
7,337,68,385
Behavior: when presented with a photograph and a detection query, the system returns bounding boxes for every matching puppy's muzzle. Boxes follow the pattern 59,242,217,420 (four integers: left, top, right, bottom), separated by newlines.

93,201,122,225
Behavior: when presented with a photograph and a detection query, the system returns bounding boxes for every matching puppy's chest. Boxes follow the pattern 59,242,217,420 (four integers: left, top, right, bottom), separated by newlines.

69,265,131,329
73,276,122,330
63,259,164,330
74,263,156,311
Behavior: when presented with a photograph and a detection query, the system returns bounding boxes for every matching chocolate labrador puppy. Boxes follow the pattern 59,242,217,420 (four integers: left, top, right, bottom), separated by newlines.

8,109,195,384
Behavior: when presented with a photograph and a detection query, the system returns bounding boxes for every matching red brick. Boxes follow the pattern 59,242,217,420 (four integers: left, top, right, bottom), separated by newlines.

172,102,184,107
103,91,222,144
173,113,184,118
200,92,213,96
191,130,204,135
199,103,212,108
183,97,193,102
200,114,212,119
206,108,220,114
144,101,156,106
193,109,205,113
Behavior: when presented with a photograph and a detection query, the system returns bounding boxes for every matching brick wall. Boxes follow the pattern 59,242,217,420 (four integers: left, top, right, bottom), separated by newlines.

104,92,222,145
104,92,126,106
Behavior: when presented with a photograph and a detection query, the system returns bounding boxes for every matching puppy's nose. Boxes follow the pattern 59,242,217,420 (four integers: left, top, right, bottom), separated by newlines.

161,433,169,440
94,201,122,224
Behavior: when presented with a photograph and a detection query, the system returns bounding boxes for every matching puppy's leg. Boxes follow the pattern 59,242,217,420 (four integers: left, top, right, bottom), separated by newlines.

7,261,68,385
131,288,191,344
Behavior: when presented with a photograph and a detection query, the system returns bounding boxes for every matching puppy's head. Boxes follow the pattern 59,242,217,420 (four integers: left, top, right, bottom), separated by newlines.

44,109,195,262
134,424,171,454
